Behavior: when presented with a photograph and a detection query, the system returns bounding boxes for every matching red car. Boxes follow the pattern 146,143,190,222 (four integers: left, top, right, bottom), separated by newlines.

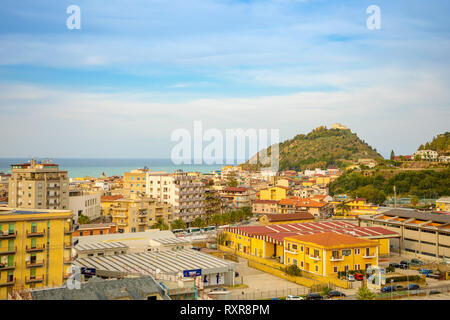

354,273,364,281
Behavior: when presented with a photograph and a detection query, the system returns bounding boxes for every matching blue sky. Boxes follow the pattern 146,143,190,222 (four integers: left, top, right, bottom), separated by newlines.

0,0,449,159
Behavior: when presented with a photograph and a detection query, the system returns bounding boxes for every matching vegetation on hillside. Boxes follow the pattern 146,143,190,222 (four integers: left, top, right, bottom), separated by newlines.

329,169,450,201
418,132,450,154
245,126,383,171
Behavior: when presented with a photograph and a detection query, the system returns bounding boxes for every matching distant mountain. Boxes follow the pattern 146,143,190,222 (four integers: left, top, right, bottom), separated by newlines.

243,125,383,171
418,132,450,155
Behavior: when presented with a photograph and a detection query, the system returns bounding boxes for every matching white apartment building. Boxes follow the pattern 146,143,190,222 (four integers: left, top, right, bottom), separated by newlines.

69,190,101,224
146,170,205,225
414,149,439,161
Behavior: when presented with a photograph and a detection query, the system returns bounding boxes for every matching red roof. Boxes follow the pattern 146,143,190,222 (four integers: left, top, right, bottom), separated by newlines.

223,187,248,193
101,195,124,201
264,213,315,222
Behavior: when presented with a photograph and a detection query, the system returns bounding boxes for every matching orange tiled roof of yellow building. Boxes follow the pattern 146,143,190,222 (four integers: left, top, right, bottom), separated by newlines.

285,231,377,248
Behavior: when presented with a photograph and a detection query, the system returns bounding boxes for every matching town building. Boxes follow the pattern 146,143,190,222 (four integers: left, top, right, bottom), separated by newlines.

8,160,69,210
0,207,73,300
220,187,251,210
358,209,450,260
30,276,169,300
283,232,378,276
278,197,332,219
68,190,101,224
436,197,450,212
146,171,205,225
259,213,315,225
223,221,398,262
414,149,439,161
252,199,279,216
123,168,148,196
258,186,290,201
109,194,173,233
72,223,117,237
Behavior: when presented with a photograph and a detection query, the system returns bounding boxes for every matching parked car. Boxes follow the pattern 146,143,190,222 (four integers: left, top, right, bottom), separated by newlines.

410,258,423,266
399,261,410,269
389,263,401,268
393,285,405,291
354,273,364,281
305,293,324,300
211,287,227,292
327,291,346,298
429,290,441,295
406,284,420,291
347,274,355,282
286,295,304,300
381,286,396,293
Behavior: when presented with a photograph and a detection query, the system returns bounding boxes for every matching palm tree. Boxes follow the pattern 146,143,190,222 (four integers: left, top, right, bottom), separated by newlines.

191,217,206,228
151,217,169,230
335,202,351,216
356,286,376,300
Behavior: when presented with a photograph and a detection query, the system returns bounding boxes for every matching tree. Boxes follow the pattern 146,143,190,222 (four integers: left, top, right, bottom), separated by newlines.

171,219,187,230
77,214,90,225
191,217,206,228
216,232,227,246
151,217,169,230
390,150,395,160
335,202,351,216
356,286,376,300
226,172,239,187
210,214,223,226
321,286,332,296
410,196,419,207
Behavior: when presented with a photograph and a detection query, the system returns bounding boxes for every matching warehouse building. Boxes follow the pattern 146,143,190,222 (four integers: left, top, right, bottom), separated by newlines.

358,208,450,260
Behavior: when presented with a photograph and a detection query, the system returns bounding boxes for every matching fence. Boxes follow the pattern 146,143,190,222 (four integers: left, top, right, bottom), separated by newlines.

218,245,351,289
231,287,309,300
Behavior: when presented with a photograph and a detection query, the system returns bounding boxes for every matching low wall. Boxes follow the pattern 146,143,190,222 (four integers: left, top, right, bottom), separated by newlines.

218,245,350,289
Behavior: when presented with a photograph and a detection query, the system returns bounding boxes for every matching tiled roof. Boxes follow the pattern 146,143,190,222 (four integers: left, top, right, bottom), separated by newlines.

264,213,314,222
286,231,377,247
101,195,124,201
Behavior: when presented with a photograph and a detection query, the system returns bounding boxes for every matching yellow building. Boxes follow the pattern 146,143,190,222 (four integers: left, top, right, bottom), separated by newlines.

0,207,73,300
100,195,124,216
259,186,290,201
109,194,173,233
283,232,379,276
315,176,331,185
345,198,378,215
436,197,450,212
123,169,148,196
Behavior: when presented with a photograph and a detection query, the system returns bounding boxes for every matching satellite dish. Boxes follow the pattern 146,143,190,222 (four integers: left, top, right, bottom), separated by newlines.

155,268,161,274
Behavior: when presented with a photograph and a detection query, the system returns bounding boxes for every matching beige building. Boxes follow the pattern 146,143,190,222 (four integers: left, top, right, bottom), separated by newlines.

146,171,205,225
109,194,174,233
358,209,450,260
8,160,69,210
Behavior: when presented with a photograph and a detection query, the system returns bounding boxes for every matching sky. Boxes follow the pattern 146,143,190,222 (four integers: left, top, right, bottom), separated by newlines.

0,0,449,160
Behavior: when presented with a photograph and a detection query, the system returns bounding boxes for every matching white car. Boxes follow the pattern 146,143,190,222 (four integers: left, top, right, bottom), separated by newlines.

286,295,304,300
347,274,355,282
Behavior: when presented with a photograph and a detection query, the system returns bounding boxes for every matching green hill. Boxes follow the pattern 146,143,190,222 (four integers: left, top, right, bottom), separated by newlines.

418,132,450,155
244,126,383,171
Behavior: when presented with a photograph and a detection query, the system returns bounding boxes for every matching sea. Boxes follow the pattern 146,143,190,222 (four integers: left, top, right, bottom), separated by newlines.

0,158,227,178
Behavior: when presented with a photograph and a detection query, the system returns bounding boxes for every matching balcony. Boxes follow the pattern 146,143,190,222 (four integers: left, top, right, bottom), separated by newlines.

284,249,298,254
0,263,15,271
0,278,15,287
25,276,44,284
0,231,17,239
27,230,45,237
363,254,376,259
64,257,74,264
309,255,321,261
64,227,73,234
26,260,45,268
64,242,73,249
26,244,45,253
138,220,147,225
0,246,17,255
330,256,344,262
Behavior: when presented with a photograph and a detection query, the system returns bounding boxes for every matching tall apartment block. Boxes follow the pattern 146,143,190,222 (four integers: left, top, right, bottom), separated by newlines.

0,208,73,300
146,171,205,225
8,160,69,210
109,193,173,233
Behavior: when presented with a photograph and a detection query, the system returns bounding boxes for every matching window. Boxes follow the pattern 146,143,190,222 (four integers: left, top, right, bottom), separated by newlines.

292,244,298,251
293,259,298,266
355,264,361,270
342,249,351,256
333,266,338,273
300,261,304,268
332,250,339,258
315,265,319,272
365,248,370,256
300,246,304,252
354,248,360,255
313,249,319,257
305,247,309,255
344,265,349,272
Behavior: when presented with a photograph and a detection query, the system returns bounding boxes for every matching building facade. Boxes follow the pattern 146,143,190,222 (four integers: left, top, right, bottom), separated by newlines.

68,190,101,224
8,160,69,210
0,208,73,300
